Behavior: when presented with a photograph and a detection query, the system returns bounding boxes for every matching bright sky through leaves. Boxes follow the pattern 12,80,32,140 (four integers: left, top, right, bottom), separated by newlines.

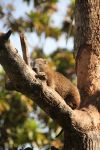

0,0,73,55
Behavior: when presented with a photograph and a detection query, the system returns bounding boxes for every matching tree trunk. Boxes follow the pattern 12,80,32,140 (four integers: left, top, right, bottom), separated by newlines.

0,0,99,150
63,0,100,149
75,0,100,102
64,130,100,150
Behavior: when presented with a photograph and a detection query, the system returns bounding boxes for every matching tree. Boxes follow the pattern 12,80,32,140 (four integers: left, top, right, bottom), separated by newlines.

0,0,100,150
0,1,75,149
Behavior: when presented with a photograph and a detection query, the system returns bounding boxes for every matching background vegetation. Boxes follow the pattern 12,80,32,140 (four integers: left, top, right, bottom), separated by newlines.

0,0,75,149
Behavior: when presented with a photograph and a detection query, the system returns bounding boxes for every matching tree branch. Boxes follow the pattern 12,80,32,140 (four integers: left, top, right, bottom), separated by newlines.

0,30,98,132
19,32,30,66
75,0,100,102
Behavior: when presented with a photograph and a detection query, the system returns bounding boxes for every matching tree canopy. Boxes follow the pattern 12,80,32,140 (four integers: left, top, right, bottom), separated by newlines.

0,0,76,149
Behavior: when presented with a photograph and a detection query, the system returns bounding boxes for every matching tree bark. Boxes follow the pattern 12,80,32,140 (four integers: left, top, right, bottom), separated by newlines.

0,0,100,149
63,0,100,149
75,0,100,105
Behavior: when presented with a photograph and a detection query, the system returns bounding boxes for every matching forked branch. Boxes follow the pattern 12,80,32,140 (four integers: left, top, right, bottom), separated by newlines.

20,32,30,66
0,30,98,132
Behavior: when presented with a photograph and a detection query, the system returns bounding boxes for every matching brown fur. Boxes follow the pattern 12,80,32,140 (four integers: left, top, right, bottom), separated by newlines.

32,58,80,109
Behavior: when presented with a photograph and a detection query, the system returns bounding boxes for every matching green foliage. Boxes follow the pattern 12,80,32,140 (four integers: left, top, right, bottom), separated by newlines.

50,50,75,75
0,70,63,149
0,0,75,149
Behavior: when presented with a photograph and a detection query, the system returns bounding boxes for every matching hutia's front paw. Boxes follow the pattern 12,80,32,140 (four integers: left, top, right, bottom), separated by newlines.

35,72,47,80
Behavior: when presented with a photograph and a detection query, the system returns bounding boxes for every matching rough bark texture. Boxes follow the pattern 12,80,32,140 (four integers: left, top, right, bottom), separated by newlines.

75,0,100,104
64,130,100,150
0,30,99,149
0,0,100,149
63,0,100,149
0,31,74,130
0,30,96,130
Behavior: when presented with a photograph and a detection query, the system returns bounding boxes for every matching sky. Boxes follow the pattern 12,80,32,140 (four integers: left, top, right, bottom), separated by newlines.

0,0,74,56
